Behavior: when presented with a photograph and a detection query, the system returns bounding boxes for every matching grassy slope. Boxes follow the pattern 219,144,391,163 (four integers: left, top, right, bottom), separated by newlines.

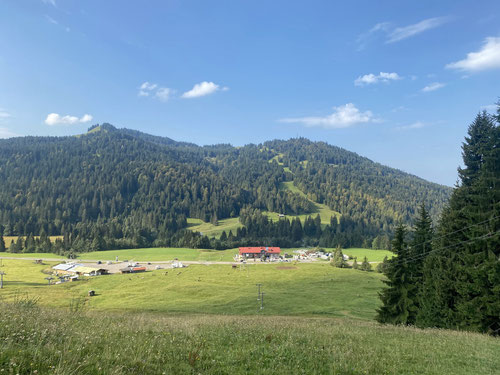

186,181,340,237
1,305,498,375
1,259,382,319
187,217,242,238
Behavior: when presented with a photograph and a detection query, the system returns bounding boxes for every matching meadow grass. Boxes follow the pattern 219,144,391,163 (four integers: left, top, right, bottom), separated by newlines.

343,248,393,262
1,259,383,319
3,235,62,245
1,247,391,262
77,247,239,262
0,303,498,375
187,217,243,237
0,252,64,259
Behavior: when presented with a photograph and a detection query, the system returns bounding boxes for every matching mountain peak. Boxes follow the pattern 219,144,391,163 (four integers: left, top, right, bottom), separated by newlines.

87,123,117,134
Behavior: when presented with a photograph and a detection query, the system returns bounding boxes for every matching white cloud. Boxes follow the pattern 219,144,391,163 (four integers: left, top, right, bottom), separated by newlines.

279,103,377,129
44,113,93,126
138,81,158,97
395,121,427,130
155,87,172,102
445,37,500,72
0,109,11,119
0,127,19,138
138,81,173,101
354,72,401,86
387,17,450,43
480,104,497,112
181,81,225,98
422,82,446,92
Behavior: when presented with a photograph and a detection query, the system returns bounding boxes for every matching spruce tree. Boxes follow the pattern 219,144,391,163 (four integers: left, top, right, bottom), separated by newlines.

377,223,415,325
407,203,433,324
360,256,372,272
352,257,359,270
332,246,347,268
0,234,5,252
418,109,500,334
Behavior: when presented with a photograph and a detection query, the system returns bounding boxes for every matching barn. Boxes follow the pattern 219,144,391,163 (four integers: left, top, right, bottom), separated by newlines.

239,247,281,260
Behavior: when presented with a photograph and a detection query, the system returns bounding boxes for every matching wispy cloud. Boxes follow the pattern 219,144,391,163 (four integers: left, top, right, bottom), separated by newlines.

480,104,497,112
155,87,172,102
395,121,428,130
181,81,228,99
356,22,391,50
279,103,377,129
357,17,450,48
422,82,446,92
45,15,58,25
138,82,173,101
387,17,450,43
45,113,93,126
446,37,500,72
0,108,11,119
354,72,402,86
42,0,56,7
138,81,158,97
0,127,19,138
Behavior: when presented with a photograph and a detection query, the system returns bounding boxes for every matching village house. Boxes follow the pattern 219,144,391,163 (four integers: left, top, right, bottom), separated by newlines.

239,247,281,260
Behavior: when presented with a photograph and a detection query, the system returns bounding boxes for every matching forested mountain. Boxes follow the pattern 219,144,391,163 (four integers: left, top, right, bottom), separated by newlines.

0,123,451,252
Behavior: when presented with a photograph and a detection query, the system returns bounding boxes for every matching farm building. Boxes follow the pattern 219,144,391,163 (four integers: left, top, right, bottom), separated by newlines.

239,247,281,260
52,263,106,276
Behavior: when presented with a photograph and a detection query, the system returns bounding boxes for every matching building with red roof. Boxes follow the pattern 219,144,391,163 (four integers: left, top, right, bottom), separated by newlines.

239,246,281,259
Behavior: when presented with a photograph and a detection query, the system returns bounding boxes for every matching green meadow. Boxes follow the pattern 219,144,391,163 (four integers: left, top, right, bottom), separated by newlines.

187,217,243,238
3,235,62,245
0,247,391,263
0,258,498,374
0,259,382,319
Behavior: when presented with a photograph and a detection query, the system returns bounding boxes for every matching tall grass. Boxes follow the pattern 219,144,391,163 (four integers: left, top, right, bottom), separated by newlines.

0,302,498,374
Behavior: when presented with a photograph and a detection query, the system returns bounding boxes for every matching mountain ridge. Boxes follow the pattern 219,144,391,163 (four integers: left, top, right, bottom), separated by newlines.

0,123,452,249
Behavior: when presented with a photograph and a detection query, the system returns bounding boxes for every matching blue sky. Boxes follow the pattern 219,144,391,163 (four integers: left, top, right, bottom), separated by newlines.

1,0,499,186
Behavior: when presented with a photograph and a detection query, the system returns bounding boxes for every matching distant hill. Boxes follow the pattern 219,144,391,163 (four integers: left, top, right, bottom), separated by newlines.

0,123,451,250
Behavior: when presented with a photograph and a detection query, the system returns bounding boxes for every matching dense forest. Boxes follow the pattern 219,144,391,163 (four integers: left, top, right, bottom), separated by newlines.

377,107,500,335
0,123,450,253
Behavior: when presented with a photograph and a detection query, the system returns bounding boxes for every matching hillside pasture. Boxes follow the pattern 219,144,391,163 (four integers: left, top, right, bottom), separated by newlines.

187,217,242,238
2,235,62,246
186,181,340,238
0,259,383,319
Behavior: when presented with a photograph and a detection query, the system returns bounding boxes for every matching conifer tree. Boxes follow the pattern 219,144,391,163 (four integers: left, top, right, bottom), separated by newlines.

418,109,500,334
360,256,372,272
377,223,415,325
407,203,433,323
332,246,347,268
352,257,359,270
0,234,5,252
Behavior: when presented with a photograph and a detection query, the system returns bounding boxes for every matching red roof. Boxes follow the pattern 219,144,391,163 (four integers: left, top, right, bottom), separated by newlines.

239,247,281,254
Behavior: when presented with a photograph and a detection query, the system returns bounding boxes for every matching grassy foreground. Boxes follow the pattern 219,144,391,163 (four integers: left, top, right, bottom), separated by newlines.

1,303,498,375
